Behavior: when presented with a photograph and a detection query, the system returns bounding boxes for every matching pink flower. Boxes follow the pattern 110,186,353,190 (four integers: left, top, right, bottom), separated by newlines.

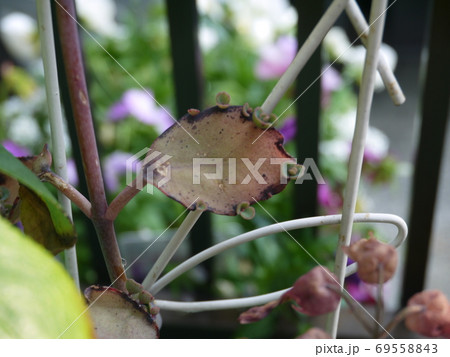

66,159,79,186
279,117,297,143
317,182,342,214
103,151,139,192
2,140,30,157
321,66,342,107
255,35,297,80
108,89,173,133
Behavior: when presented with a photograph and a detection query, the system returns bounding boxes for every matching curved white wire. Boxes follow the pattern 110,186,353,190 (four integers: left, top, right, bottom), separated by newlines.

153,212,407,312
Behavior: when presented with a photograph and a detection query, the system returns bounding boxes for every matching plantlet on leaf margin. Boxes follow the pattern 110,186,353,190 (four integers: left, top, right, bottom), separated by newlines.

187,108,200,116
215,91,231,109
236,201,255,220
241,102,253,117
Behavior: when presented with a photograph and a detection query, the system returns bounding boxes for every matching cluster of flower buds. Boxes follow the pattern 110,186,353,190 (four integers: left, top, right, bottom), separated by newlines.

405,290,450,338
343,235,398,284
238,266,340,324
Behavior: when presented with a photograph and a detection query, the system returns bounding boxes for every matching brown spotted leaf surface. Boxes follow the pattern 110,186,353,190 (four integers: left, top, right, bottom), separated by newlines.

84,286,159,339
148,105,294,215
19,185,76,255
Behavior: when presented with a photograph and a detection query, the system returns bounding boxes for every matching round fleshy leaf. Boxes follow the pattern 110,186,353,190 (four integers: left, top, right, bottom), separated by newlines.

84,286,159,339
147,105,295,215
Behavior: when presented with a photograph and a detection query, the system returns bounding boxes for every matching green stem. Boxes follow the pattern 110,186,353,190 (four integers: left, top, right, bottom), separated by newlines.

53,0,126,289
143,209,203,291
40,171,91,218
36,0,79,288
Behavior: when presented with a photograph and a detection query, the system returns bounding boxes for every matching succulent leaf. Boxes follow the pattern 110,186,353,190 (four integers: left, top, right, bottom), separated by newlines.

147,105,294,216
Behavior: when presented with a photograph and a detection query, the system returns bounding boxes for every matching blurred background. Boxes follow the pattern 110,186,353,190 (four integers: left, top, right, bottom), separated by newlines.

0,0,448,338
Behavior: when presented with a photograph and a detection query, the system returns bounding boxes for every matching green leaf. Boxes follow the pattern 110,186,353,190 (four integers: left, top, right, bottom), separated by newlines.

0,216,94,338
0,145,75,238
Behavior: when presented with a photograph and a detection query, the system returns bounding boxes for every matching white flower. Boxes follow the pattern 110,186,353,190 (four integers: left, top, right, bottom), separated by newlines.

320,139,351,162
199,25,219,52
365,126,389,161
197,0,225,21
0,12,39,63
75,0,125,38
323,27,351,60
324,27,398,91
8,115,42,147
329,109,390,161
198,0,297,47
342,44,398,91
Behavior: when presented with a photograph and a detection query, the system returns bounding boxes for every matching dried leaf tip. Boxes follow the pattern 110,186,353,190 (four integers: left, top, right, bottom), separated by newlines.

32,144,52,175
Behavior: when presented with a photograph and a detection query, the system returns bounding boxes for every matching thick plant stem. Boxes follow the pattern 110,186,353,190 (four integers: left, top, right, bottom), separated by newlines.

329,0,388,338
345,0,405,106
41,171,91,218
261,0,348,114
54,0,126,290
143,209,203,291
36,0,79,288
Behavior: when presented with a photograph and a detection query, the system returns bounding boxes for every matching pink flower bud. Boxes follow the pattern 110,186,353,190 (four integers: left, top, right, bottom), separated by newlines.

405,290,450,337
343,236,398,284
238,300,279,324
297,327,331,339
281,266,340,316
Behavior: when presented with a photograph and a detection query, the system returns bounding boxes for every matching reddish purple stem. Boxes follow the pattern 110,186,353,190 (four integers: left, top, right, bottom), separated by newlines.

54,0,126,289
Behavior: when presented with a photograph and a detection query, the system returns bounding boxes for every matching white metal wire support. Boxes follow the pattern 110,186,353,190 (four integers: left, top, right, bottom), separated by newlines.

153,212,407,310
329,0,389,338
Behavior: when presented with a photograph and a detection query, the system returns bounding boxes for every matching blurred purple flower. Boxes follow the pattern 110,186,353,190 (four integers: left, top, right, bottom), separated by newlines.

103,151,138,192
2,139,30,157
255,35,297,80
108,89,173,133
321,66,342,107
346,273,376,304
67,158,79,186
317,182,342,214
279,117,297,143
